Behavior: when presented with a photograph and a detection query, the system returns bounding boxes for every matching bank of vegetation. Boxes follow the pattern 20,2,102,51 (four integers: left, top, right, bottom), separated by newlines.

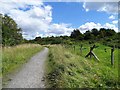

45,45,119,88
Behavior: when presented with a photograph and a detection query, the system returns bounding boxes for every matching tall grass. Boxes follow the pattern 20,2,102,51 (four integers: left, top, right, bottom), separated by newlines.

0,46,2,77
46,44,119,88
2,44,43,77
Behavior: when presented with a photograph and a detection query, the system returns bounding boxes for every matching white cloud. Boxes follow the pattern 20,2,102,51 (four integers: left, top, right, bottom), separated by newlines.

103,23,117,32
0,0,51,39
1,1,118,39
83,3,89,12
0,0,43,14
83,2,118,14
0,0,74,39
48,23,73,36
112,20,118,24
109,15,115,20
79,22,118,33
79,22,102,33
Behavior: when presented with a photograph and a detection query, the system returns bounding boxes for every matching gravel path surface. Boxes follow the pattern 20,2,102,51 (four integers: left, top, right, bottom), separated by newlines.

5,47,49,88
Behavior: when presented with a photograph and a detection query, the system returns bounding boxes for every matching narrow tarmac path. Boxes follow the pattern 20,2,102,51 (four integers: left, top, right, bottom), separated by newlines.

5,47,49,88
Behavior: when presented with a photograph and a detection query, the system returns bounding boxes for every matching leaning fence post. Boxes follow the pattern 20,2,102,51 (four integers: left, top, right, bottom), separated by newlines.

90,46,92,58
111,46,115,66
85,45,99,61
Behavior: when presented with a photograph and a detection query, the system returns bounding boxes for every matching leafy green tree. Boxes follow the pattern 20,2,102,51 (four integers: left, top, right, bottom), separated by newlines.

34,36,41,42
105,29,116,37
0,14,2,44
84,30,94,40
2,14,23,46
91,28,99,36
99,28,106,38
70,29,84,40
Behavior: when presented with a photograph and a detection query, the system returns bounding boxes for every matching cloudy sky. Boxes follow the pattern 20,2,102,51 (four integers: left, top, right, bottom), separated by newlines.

0,0,119,39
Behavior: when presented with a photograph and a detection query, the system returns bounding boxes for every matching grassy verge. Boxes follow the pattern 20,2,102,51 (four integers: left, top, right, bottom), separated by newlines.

46,44,119,88
0,47,2,77
2,44,43,84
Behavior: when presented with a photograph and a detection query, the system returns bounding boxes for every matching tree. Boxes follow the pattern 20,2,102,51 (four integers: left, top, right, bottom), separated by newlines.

84,30,94,40
106,29,116,37
99,28,107,38
2,14,23,46
70,29,84,40
34,36,41,42
0,14,2,44
91,28,99,36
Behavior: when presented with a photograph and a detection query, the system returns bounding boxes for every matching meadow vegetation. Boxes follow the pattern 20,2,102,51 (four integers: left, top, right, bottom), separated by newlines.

0,47,2,77
2,44,43,83
45,44,119,88
1,13,120,88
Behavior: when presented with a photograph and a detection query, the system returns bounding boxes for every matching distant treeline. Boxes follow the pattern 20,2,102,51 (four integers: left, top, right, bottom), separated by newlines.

30,28,120,48
1,14,120,48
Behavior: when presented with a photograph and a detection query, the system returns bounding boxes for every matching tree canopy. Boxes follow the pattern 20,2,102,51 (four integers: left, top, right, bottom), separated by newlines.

70,29,84,40
2,14,23,46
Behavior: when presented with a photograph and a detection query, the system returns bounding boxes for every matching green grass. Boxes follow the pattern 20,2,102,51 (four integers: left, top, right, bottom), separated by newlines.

2,44,43,81
46,44,119,88
0,46,2,77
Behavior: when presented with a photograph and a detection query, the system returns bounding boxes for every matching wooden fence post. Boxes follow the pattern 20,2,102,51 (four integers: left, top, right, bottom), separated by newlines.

80,44,83,55
90,47,92,58
111,46,115,66
74,45,75,51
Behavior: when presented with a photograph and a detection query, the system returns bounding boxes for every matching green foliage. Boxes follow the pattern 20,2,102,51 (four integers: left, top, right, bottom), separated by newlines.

46,44,119,88
31,27,119,49
2,44,43,85
70,29,84,40
91,28,99,36
2,14,23,46
84,30,94,40
32,36,71,45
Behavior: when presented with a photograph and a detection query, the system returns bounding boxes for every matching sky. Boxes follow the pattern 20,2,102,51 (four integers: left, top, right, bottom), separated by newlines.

0,0,119,39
